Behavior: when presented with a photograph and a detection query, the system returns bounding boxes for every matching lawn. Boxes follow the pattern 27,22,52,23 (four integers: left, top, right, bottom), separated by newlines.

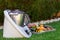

0,21,60,40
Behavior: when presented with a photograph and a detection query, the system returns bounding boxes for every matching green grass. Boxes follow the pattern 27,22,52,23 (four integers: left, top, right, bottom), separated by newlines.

0,21,60,40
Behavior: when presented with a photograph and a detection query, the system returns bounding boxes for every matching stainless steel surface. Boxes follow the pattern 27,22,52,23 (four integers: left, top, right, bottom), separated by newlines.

9,10,24,26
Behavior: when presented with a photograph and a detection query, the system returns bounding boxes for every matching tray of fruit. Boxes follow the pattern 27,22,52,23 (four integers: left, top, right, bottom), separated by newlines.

28,23,56,34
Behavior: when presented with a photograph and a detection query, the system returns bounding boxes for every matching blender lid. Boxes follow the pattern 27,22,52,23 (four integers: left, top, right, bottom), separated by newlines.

8,10,25,15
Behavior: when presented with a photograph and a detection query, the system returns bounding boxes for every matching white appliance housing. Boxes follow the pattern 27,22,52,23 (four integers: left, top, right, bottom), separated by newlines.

3,10,32,38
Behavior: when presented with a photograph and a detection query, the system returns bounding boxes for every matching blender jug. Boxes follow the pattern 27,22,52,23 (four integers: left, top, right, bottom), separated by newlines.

9,10,30,27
